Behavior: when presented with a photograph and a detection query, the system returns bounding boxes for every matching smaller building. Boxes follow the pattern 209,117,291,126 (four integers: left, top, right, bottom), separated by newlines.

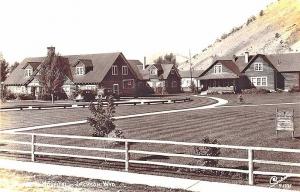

179,70,204,92
130,61,181,94
198,52,300,93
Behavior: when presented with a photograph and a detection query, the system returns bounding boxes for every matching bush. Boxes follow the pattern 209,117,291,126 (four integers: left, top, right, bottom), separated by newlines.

259,10,264,16
87,96,125,139
79,89,96,102
4,90,17,100
246,16,256,25
289,86,300,93
194,137,221,168
242,88,270,94
40,94,52,101
18,94,35,100
275,33,281,38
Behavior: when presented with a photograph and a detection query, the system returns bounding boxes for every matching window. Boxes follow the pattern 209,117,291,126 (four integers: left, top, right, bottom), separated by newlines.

76,67,84,75
170,69,175,75
150,68,157,75
171,81,177,88
254,63,263,71
112,65,118,75
251,77,267,86
214,64,222,74
123,79,134,89
122,66,128,75
25,69,32,77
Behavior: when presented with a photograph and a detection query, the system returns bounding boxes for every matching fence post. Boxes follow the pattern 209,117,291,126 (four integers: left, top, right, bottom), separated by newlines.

248,148,254,185
31,134,36,162
125,141,130,171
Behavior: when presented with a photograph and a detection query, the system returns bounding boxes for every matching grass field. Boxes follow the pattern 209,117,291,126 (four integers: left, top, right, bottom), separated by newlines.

0,93,300,189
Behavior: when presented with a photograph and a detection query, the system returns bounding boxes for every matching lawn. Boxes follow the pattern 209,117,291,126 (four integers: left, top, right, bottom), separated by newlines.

0,93,300,189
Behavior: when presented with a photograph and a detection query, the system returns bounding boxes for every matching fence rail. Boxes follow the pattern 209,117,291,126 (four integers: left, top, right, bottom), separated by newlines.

0,132,299,186
0,98,192,111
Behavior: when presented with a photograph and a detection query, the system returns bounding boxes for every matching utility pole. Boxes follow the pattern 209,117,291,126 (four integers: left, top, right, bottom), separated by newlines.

189,49,193,85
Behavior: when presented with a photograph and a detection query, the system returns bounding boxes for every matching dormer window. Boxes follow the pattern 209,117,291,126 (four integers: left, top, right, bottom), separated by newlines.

122,66,128,75
25,68,33,77
254,63,263,71
214,64,222,74
76,66,85,75
150,68,157,75
170,68,175,75
112,65,118,75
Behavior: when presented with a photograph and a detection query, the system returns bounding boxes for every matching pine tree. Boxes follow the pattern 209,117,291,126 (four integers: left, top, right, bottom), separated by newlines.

1,60,9,82
87,96,124,138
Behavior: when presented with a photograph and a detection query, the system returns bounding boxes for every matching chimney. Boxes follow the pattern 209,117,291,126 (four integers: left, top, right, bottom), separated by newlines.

244,52,249,63
47,46,55,57
143,56,146,70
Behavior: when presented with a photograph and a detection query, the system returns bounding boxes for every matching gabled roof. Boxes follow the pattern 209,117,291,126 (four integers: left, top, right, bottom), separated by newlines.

147,63,179,80
128,60,149,80
74,59,93,67
200,59,241,78
179,70,202,78
4,52,126,85
239,53,300,73
266,53,300,72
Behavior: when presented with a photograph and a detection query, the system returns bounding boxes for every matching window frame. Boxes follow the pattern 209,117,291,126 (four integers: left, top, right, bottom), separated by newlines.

76,66,85,75
123,79,135,89
25,68,33,77
122,66,128,75
251,76,267,87
150,68,157,75
214,64,222,74
171,81,177,88
112,65,118,75
254,63,263,71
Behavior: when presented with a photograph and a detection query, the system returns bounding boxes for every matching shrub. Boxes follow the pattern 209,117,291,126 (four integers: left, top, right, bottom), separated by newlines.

246,16,256,25
289,86,300,93
4,90,16,100
80,90,96,102
194,137,221,168
242,88,270,94
259,10,264,16
275,33,281,38
18,94,35,100
87,96,124,139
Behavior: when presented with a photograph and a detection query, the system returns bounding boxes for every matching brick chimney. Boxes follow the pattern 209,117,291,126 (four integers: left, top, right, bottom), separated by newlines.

47,46,55,57
244,52,249,63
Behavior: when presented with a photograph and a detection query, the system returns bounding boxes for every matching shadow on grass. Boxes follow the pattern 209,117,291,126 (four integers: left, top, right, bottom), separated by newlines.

138,155,170,161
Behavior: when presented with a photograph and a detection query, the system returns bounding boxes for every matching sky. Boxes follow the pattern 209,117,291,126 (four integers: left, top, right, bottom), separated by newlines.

0,0,276,64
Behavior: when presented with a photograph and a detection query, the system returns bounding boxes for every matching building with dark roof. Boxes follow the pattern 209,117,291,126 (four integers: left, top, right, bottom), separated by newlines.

4,47,148,97
198,52,300,93
179,70,204,92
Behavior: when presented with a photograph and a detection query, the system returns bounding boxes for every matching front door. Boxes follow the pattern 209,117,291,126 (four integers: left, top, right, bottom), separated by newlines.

113,84,119,95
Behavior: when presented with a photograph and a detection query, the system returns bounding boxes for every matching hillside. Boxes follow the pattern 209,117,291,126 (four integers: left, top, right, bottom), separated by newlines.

179,0,300,70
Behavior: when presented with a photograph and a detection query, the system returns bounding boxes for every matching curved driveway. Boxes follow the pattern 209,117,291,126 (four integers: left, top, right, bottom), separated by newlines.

2,96,228,133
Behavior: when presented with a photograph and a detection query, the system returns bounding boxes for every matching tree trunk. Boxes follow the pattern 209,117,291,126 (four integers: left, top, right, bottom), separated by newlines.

51,94,54,104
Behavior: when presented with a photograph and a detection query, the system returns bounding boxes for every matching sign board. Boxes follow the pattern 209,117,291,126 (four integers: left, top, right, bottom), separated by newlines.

275,108,295,138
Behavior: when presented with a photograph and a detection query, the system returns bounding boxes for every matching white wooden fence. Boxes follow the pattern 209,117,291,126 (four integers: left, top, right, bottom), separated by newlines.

1,132,300,186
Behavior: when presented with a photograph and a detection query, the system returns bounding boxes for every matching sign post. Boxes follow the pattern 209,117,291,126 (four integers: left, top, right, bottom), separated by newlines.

275,108,295,138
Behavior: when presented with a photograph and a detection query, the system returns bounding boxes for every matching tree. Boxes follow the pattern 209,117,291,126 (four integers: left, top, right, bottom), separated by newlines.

38,51,68,103
87,96,124,138
1,59,9,82
9,62,19,73
154,53,177,67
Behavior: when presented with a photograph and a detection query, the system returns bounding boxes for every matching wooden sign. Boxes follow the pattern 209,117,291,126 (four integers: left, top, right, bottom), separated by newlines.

275,108,295,138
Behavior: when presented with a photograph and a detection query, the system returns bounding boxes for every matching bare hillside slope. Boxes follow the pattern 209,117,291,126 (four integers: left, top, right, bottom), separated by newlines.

179,0,300,70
